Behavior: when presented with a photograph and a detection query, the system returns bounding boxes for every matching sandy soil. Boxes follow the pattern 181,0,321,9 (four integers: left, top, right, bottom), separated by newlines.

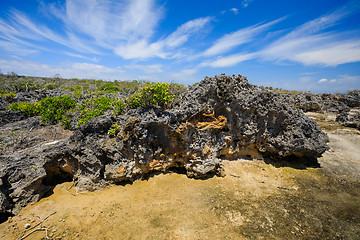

1,113,360,240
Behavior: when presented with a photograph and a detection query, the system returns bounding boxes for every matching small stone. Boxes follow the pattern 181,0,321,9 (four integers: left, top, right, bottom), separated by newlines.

24,223,31,229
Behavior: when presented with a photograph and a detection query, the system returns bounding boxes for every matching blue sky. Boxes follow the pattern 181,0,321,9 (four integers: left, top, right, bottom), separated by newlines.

0,0,360,93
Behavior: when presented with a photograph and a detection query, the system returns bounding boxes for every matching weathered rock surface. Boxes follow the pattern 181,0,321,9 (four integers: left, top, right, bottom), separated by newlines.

336,108,360,130
0,74,330,221
284,90,360,114
0,110,25,127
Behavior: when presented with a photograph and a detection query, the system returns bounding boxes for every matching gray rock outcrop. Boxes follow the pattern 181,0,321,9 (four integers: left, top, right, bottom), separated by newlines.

0,74,330,221
283,90,360,114
336,109,360,130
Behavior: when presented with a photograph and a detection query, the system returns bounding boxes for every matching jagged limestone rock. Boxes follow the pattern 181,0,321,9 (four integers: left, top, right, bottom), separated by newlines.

336,109,360,130
0,74,330,221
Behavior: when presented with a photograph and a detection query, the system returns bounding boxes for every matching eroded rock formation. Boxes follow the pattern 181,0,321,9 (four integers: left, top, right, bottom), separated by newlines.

336,109,360,130
0,74,330,221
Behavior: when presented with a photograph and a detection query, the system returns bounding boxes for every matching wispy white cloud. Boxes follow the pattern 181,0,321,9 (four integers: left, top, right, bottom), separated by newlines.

260,4,360,66
1,8,101,54
124,64,163,73
202,17,284,57
55,0,163,48
161,17,212,48
0,0,211,61
0,40,38,55
317,74,360,85
318,78,328,83
230,8,239,14
114,17,212,59
114,40,165,59
200,1,360,69
242,0,254,8
0,58,126,80
299,76,311,83
200,53,255,68
64,52,99,62
292,39,360,66
338,74,360,83
0,0,163,56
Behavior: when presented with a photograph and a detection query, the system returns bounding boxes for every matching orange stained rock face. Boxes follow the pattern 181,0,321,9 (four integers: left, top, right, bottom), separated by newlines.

116,166,126,174
196,115,227,130
149,160,164,171
176,111,227,134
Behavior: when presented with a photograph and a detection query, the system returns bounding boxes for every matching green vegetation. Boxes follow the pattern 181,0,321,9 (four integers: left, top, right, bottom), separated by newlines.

126,82,174,109
8,95,76,125
77,97,116,126
3,73,184,129
38,96,76,124
0,92,16,100
108,123,121,136
75,96,125,127
8,101,38,116
0,73,146,95
61,116,72,130
264,87,305,96
112,100,125,117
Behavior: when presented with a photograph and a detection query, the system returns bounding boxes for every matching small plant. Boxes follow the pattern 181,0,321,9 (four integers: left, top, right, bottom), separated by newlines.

30,165,37,171
108,123,121,136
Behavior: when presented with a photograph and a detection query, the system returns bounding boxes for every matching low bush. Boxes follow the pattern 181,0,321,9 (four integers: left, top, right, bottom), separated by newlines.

8,101,40,116
61,115,72,130
126,82,174,109
112,100,125,117
97,82,122,93
38,96,76,124
0,92,16,100
76,97,125,126
8,95,76,125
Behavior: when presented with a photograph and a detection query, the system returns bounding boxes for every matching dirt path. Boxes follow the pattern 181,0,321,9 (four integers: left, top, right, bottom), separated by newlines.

1,117,360,239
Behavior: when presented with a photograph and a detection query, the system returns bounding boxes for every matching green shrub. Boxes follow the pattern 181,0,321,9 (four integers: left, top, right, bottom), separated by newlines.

8,95,76,125
61,115,72,130
76,97,113,126
0,92,16,100
37,96,76,124
126,82,174,109
97,82,121,93
112,100,125,117
126,94,143,109
8,101,40,116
